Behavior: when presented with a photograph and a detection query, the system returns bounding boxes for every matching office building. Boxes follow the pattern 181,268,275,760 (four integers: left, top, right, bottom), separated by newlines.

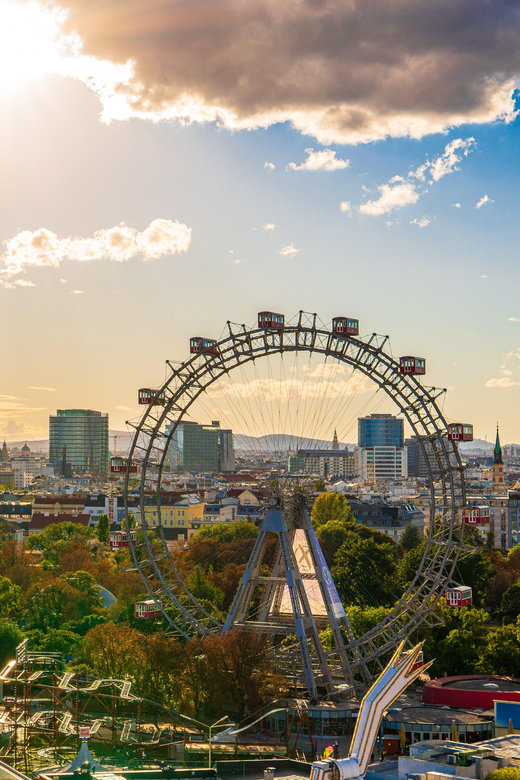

358,413,404,448
288,449,355,478
357,446,407,481
405,436,430,478
49,409,109,478
167,420,234,473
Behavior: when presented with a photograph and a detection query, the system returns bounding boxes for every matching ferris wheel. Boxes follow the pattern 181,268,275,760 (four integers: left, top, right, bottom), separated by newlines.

123,310,468,697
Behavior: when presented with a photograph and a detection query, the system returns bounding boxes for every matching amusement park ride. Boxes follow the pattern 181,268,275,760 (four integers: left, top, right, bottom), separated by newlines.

121,309,473,702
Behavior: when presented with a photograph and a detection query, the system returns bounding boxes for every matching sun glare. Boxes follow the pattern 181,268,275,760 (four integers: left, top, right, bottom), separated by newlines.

0,0,67,93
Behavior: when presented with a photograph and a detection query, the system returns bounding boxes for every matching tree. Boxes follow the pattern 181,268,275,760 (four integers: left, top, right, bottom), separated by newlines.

310,493,354,529
26,522,95,566
83,622,146,679
185,565,224,610
0,619,24,666
332,533,398,607
478,624,520,676
0,574,22,617
502,582,520,624
399,524,422,552
432,609,488,677
195,520,258,544
345,605,391,638
97,514,110,543
485,768,520,780
314,480,326,492
201,629,288,719
25,576,102,630
316,519,351,563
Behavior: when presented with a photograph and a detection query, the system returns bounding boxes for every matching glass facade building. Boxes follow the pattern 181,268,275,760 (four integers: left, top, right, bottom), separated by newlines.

358,413,404,448
167,420,235,473
49,409,109,478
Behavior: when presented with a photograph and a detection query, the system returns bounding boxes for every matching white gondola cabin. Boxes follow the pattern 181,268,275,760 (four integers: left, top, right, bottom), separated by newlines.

445,586,472,607
189,337,219,355
332,317,359,336
138,388,166,405
134,599,162,619
109,530,136,550
399,356,426,375
258,311,285,329
463,505,490,525
447,423,474,442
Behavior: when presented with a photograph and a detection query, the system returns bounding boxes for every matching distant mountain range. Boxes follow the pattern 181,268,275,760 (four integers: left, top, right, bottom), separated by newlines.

234,433,352,452
6,432,515,457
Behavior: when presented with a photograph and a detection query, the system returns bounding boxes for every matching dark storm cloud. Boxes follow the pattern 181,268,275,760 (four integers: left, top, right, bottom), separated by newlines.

61,0,520,142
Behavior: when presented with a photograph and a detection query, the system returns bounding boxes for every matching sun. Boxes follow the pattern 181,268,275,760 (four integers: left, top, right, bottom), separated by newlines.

0,0,66,93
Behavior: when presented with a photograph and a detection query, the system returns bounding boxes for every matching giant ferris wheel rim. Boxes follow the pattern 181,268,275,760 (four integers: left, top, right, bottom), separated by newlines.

123,310,466,678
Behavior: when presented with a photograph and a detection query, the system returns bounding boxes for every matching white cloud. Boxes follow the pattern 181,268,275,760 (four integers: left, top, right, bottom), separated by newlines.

115,405,133,411
39,0,520,145
485,377,520,389
278,244,301,258
71,290,84,294
509,317,520,322
428,138,475,181
262,223,276,230
359,182,420,216
0,218,192,279
59,278,68,283
288,148,350,172
229,250,234,255
482,274,488,279
454,203,461,208
339,201,352,214
232,258,242,264
500,369,513,376
358,137,475,216
476,194,494,209
411,216,431,228
264,162,275,171
28,386,57,392
2,279,37,289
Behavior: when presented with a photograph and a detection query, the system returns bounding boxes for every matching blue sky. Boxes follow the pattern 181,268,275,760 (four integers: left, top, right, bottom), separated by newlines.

1,1,520,443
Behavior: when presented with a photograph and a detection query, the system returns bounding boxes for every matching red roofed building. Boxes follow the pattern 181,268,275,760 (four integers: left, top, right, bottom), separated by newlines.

29,513,91,534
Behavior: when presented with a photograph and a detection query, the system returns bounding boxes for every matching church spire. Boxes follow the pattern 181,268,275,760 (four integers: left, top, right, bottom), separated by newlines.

494,424,503,465
332,429,339,450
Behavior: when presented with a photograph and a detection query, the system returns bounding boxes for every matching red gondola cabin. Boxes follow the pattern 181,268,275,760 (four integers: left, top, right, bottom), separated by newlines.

110,457,137,474
445,586,472,607
463,506,490,525
258,312,285,329
189,337,219,355
109,530,136,550
447,423,474,442
399,356,426,375
332,317,359,336
138,388,166,405
134,599,162,619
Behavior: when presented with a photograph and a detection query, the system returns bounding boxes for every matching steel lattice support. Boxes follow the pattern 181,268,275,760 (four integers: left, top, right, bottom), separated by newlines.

124,311,467,692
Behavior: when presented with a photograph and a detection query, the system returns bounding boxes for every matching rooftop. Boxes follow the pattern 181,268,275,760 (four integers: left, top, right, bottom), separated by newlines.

383,706,492,725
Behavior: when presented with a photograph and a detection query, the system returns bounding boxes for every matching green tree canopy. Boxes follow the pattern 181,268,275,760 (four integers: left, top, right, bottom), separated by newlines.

0,574,22,617
502,582,520,624
195,520,258,544
485,768,520,780
332,532,398,607
26,522,95,566
0,619,24,667
399,524,423,552
96,514,110,543
310,492,355,530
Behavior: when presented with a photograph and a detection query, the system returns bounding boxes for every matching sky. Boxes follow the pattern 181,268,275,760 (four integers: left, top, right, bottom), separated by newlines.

1,0,520,444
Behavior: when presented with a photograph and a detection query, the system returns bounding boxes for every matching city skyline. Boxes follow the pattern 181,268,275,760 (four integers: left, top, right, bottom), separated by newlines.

2,1,520,440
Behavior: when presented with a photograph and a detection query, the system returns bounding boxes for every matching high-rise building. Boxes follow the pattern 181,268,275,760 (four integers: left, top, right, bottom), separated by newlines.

358,414,404,448
405,436,429,478
167,420,234,473
49,410,109,478
358,414,406,481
